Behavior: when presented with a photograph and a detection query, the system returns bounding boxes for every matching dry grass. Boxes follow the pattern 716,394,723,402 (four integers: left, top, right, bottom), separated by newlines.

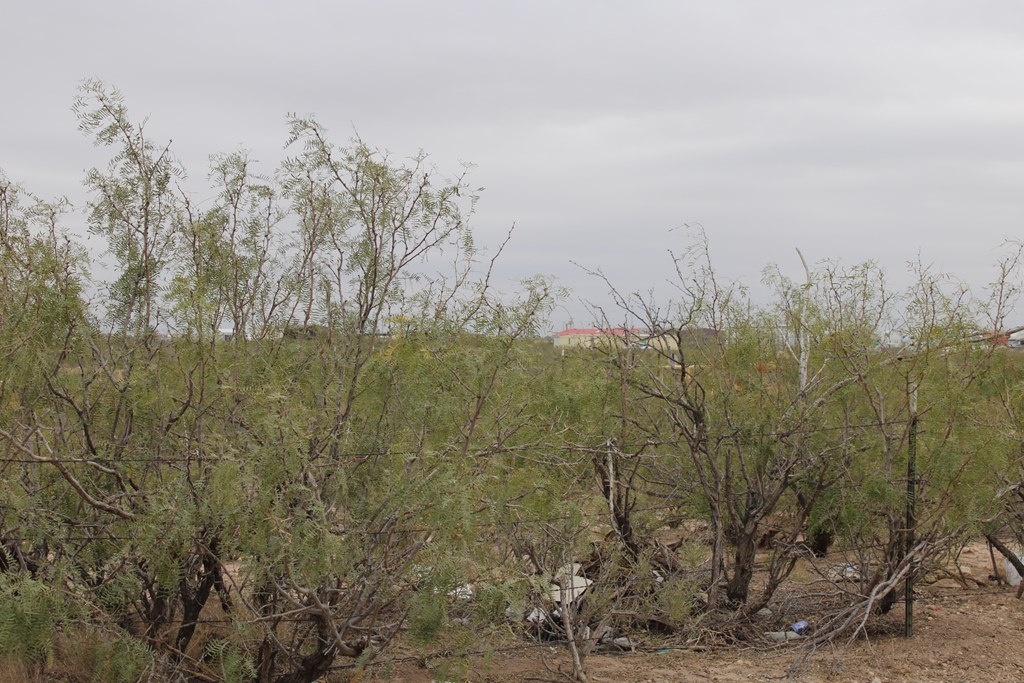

0,657,45,683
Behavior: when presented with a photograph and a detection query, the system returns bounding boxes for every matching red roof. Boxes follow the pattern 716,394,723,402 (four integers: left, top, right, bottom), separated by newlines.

555,327,643,337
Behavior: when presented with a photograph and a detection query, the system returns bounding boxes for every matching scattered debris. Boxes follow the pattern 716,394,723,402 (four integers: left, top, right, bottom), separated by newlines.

557,562,584,578
516,560,644,652
610,636,637,651
549,574,593,605
547,560,594,606
525,607,548,625
830,562,861,581
765,630,802,643
448,583,474,600
585,625,638,652
788,619,810,635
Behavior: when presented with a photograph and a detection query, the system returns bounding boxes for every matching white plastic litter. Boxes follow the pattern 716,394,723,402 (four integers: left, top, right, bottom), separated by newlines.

526,607,548,624
448,583,474,600
549,561,593,606
549,574,593,604
830,562,861,581
1006,552,1023,587
611,636,636,650
765,630,801,642
556,562,584,579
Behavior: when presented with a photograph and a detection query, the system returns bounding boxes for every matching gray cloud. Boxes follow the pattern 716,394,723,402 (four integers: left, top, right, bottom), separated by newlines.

4,1,1024,327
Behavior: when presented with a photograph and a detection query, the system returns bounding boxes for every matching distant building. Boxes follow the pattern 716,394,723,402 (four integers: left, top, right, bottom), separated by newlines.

668,327,721,348
967,327,1024,350
217,324,256,341
552,326,719,352
553,327,642,349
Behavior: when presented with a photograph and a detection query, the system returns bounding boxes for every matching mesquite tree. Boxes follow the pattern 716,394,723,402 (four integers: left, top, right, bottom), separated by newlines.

5,84,1024,682
588,235,1023,620
0,83,557,682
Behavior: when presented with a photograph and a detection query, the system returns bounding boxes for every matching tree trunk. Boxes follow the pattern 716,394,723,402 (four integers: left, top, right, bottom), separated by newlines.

807,527,834,557
726,532,757,605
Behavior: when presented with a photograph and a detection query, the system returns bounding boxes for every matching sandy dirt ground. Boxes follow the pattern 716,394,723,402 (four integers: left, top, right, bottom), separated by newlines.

371,541,1024,682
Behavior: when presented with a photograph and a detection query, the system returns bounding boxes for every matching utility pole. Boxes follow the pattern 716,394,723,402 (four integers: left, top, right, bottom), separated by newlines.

905,382,919,638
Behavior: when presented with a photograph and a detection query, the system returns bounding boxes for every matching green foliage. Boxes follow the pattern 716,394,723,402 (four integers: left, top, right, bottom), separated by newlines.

59,631,152,683
407,590,448,645
655,576,702,623
0,576,62,665
5,82,1024,681
204,638,255,683
75,80,182,331
470,581,520,628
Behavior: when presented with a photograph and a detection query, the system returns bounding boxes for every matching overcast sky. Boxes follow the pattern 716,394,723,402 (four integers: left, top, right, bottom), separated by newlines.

4,1,1024,328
